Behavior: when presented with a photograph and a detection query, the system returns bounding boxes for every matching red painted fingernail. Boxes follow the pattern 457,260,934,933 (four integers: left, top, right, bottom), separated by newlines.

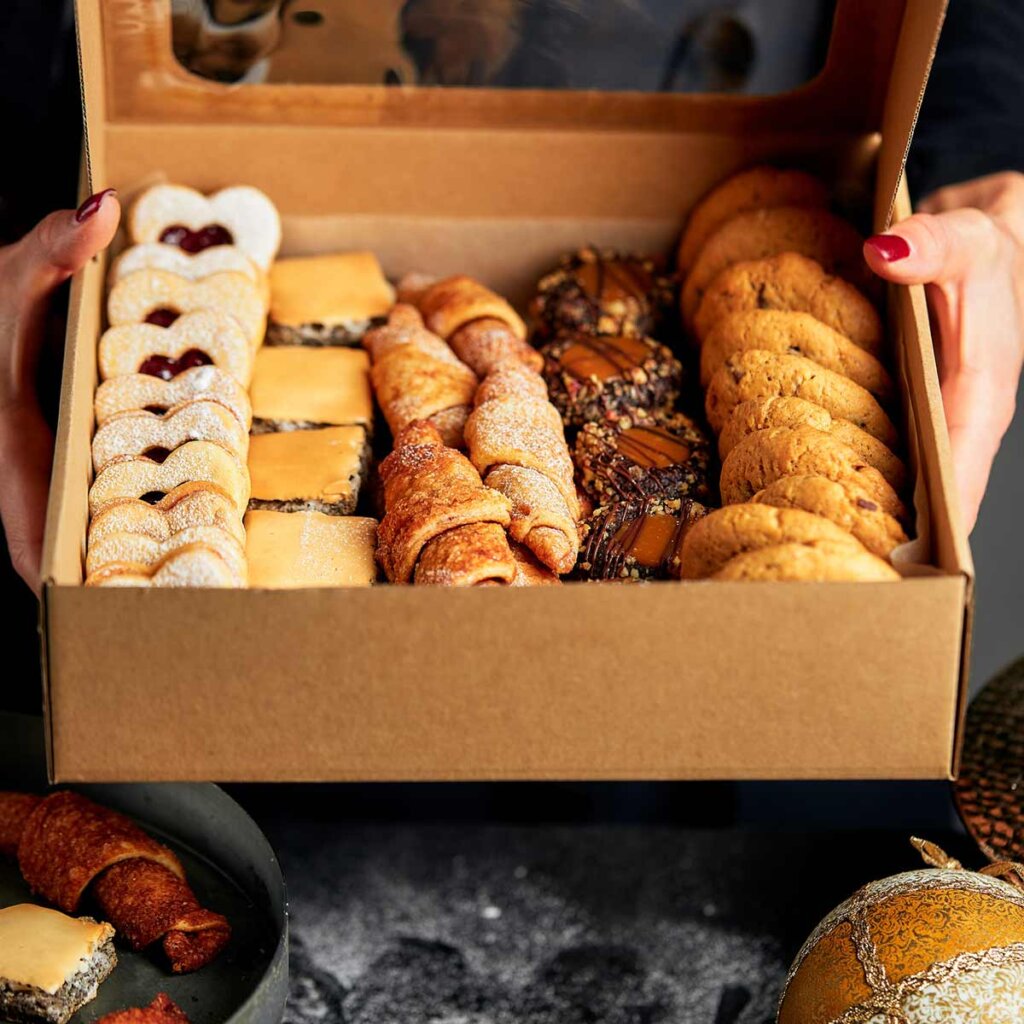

75,188,117,223
866,233,911,262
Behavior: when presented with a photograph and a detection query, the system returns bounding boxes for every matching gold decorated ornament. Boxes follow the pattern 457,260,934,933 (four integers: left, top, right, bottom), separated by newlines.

778,839,1024,1024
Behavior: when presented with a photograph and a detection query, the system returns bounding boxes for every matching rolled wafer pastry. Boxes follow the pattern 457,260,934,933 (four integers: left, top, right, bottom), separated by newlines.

94,365,252,430
414,522,517,586
86,526,247,584
92,401,249,473
12,792,230,974
377,421,513,584
363,305,478,448
403,274,527,342
87,484,245,547
96,993,191,1024
108,270,266,353
449,318,543,376
88,441,250,515
464,363,580,574
98,311,252,386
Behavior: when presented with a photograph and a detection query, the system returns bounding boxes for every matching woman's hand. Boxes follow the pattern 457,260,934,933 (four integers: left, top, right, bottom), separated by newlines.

0,189,120,594
864,171,1024,534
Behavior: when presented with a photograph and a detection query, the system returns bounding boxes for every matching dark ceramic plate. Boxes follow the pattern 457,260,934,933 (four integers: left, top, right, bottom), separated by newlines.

0,713,288,1024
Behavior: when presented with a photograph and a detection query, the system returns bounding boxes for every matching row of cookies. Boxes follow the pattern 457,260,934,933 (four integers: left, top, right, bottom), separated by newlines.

86,184,279,586
525,246,718,581
675,165,910,581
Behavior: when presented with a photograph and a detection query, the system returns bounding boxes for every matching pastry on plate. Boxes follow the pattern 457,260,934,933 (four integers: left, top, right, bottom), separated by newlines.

267,252,395,346
0,904,116,1024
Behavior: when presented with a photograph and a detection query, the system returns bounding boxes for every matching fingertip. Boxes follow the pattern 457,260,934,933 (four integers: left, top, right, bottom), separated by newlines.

863,231,913,281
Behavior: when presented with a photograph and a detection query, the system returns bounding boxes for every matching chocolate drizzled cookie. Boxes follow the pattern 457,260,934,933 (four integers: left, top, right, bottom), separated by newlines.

576,495,708,581
541,331,683,429
531,247,675,340
576,412,714,504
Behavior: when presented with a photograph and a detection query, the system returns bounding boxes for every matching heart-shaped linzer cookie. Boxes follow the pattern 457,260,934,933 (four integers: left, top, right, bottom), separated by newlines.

110,242,268,306
85,544,243,588
88,440,250,516
86,525,247,584
98,310,252,386
129,184,281,270
88,483,245,547
92,400,250,473
94,364,252,430
108,269,266,352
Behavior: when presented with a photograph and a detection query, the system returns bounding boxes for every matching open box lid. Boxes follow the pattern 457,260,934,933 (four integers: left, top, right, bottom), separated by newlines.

79,0,947,226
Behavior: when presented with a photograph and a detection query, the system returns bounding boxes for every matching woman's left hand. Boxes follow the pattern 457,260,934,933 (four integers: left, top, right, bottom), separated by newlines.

864,171,1024,534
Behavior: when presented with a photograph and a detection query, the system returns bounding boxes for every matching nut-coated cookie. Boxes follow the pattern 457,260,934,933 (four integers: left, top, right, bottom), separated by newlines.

752,474,909,560
541,331,683,429
678,503,868,579
718,396,906,491
705,350,898,447
677,166,829,274
531,247,675,340
692,253,883,354
718,425,905,518
711,541,900,581
700,310,894,400
575,411,713,503
576,495,707,581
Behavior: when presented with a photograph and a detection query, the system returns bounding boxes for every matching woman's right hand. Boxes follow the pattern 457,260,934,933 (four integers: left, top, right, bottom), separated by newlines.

0,188,120,594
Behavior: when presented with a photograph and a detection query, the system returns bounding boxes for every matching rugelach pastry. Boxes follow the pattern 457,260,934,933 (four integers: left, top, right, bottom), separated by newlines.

87,484,246,547
109,242,268,304
464,363,580,574
91,400,249,473
267,252,395,346
98,311,252,386
540,330,683,429
249,346,373,431
681,206,875,326
363,305,478,448
96,994,191,1024
398,272,540,375
0,904,116,1024
752,474,910,559
575,411,713,504
85,547,242,588
128,183,281,270
678,503,871,579
0,793,41,857
245,510,378,588
530,246,675,340
718,425,906,518
576,495,707,581
705,349,898,447
677,166,829,274
699,309,894,399
711,541,900,581
94,365,252,430
377,421,514,585
692,252,884,353
247,425,368,515
4,790,230,973
507,543,562,586
88,440,251,516
86,525,247,586
107,269,266,353
718,396,906,491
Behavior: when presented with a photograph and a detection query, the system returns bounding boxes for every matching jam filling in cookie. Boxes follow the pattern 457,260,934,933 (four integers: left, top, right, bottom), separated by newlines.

532,247,673,339
138,349,214,380
576,495,707,581
159,224,234,253
576,412,714,503
542,331,683,429
144,308,181,328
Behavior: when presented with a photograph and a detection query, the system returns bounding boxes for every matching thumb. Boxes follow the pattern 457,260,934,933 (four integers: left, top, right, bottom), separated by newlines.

861,209,1004,287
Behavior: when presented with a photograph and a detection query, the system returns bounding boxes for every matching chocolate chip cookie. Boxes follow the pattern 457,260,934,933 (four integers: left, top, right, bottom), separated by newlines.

692,252,883,354
751,474,910,560
700,310,894,400
677,166,829,274
705,350,898,447
711,541,901,581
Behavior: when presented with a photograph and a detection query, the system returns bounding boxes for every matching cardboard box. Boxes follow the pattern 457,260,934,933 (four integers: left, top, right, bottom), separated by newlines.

41,0,972,782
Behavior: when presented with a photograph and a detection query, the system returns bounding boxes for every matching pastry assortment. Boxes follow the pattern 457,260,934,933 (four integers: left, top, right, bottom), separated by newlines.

80,167,916,586
0,790,230,988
